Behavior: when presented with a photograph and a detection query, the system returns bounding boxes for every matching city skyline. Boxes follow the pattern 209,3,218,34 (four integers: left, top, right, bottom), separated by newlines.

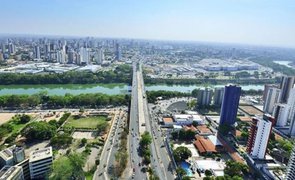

1,0,295,48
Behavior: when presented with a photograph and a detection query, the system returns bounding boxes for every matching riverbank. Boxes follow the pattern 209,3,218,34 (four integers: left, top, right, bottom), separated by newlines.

0,83,265,96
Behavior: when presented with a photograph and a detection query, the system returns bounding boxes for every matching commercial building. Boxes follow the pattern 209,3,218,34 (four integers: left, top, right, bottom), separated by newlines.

273,104,289,127
0,165,24,180
263,87,281,114
213,87,224,107
219,85,241,126
286,145,295,180
173,114,204,125
197,88,213,106
0,146,25,168
29,147,53,179
279,76,295,103
247,117,272,159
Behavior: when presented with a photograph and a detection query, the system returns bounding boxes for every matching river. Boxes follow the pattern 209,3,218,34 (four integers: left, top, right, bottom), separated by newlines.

0,84,264,96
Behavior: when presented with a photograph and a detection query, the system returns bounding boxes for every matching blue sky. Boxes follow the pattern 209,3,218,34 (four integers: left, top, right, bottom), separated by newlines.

1,0,295,47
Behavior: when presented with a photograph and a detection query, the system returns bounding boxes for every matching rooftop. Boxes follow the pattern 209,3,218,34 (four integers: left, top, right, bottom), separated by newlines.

29,147,52,163
163,117,174,123
0,166,22,180
194,136,217,154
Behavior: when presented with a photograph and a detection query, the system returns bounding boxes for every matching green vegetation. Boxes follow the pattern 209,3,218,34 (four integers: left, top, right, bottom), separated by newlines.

139,131,152,164
65,115,108,129
0,93,130,109
176,167,186,176
187,99,197,109
224,161,248,178
113,117,129,177
21,121,56,141
146,90,190,103
50,153,85,180
173,146,192,162
268,136,293,156
250,57,295,76
144,77,276,85
171,129,196,141
0,64,132,85
50,133,73,147
0,114,32,142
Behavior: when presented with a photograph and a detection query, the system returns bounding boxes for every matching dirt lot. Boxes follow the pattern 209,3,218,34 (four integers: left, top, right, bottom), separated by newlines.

0,113,16,125
239,105,263,116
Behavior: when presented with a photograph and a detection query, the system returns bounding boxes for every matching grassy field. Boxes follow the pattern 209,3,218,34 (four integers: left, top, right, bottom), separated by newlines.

65,115,108,129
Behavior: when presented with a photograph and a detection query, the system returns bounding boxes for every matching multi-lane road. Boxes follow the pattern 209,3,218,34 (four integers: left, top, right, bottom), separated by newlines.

94,62,175,180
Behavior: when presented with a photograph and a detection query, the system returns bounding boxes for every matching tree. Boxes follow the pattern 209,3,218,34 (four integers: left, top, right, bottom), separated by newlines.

50,153,85,180
81,138,87,146
21,122,56,141
205,169,213,177
51,133,73,147
97,122,109,134
173,146,192,162
176,167,186,176
140,131,152,147
19,114,31,124
224,161,248,178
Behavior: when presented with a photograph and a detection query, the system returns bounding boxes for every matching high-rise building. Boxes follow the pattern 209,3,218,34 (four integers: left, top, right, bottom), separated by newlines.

79,47,89,65
197,88,213,106
0,52,4,61
273,104,289,127
213,87,224,107
8,43,15,55
29,147,53,179
263,87,281,114
34,45,41,59
0,165,24,180
94,48,104,64
287,88,295,122
219,85,241,126
246,117,272,159
0,145,25,168
280,76,295,103
263,84,278,102
115,43,121,60
286,145,295,180
1,44,5,53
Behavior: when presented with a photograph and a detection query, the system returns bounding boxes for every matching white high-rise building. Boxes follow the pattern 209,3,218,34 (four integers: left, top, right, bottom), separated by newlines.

94,48,104,64
287,88,295,136
247,117,272,159
273,104,289,127
263,87,281,114
29,147,53,179
79,47,89,65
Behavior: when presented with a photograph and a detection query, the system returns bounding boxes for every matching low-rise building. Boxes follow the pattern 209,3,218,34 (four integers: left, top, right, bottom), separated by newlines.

173,114,204,125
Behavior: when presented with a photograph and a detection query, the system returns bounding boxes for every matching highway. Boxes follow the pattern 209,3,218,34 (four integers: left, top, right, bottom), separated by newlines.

94,62,174,180
128,62,147,180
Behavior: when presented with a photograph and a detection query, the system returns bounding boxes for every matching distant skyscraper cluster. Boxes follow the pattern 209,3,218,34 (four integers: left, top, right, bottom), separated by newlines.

0,38,127,65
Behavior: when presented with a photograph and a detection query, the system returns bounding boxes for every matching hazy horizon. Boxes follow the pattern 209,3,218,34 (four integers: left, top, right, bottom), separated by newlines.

1,0,295,48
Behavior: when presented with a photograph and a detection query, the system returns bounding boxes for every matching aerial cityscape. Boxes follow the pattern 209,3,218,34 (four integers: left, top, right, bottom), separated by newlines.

0,1,295,180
